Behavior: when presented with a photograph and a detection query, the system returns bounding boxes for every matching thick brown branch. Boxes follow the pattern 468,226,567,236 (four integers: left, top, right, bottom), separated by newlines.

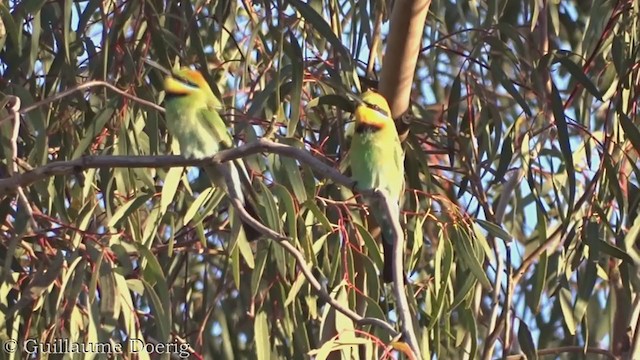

0,139,354,196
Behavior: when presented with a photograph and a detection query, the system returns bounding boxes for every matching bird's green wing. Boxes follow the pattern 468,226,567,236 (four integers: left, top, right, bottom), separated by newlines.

198,107,256,196
198,106,263,238
198,107,233,148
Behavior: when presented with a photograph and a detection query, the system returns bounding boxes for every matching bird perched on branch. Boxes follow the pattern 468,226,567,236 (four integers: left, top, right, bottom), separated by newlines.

350,90,405,282
163,68,262,240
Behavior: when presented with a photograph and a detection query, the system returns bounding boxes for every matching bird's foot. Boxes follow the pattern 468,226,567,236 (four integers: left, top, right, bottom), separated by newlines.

350,180,359,193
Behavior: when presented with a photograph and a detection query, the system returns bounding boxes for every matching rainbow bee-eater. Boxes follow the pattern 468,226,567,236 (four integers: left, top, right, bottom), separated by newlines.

163,68,261,240
350,90,405,282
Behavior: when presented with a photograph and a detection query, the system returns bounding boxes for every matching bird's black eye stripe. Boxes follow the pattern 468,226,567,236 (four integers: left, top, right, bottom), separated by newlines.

175,75,199,88
165,92,187,100
364,101,389,117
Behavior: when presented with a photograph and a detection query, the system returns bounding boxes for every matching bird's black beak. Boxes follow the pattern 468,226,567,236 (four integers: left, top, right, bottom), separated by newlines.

346,92,365,108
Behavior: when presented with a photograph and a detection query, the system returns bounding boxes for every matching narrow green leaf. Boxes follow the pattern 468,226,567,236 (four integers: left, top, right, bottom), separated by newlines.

0,3,21,53
329,281,354,333
559,287,576,335
286,33,303,137
255,310,270,360
494,133,513,183
483,36,519,64
63,0,71,61
72,99,116,159
285,272,306,306
619,112,640,156
28,10,41,75
257,181,281,233
303,200,333,231
183,187,214,225
139,279,170,342
54,257,84,319
353,222,383,270
550,80,575,211
549,2,560,35
603,157,625,220
251,248,270,298
231,242,241,288
530,235,548,313
589,235,633,263
491,64,532,116
447,75,461,165
461,306,478,359
229,206,255,269
410,215,426,272
624,211,640,264
160,167,184,215
450,271,478,309
108,193,153,229
611,34,625,77
188,188,226,227
278,139,308,202
518,321,538,360
247,74,282,118
9,85,47,165
475,219,512,243
553,57,603,100
428,236,453,329
575,223,598,323
272,184,297,241
452,225,491,289
101,264,121,328
288,0,351,66
471,222,496,263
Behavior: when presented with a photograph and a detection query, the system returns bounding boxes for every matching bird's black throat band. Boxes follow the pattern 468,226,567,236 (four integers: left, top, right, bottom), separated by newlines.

165,93,189,101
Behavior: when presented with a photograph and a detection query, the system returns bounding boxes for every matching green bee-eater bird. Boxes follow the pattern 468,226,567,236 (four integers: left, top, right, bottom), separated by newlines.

350,90,405,282
163,68,261,240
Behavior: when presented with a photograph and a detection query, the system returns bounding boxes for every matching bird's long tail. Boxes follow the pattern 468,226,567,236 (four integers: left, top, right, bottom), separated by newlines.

372,200,401,283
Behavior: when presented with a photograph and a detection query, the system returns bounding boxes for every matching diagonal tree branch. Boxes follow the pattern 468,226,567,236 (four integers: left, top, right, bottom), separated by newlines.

373,189,421,359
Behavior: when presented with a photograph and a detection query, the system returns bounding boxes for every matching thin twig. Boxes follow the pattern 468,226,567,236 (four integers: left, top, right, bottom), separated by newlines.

215,162,286,240
0,80,165,126
4,96,37,230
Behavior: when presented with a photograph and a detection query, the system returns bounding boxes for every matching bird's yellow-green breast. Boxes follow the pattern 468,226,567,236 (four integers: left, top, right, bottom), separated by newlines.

350,90,404,202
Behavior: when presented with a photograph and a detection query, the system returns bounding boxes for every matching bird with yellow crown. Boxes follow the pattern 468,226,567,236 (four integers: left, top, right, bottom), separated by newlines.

350,90,405,282
162,67,261,240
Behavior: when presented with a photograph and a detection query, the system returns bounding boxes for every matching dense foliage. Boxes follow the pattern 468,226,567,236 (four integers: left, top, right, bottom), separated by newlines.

1,0,639,359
